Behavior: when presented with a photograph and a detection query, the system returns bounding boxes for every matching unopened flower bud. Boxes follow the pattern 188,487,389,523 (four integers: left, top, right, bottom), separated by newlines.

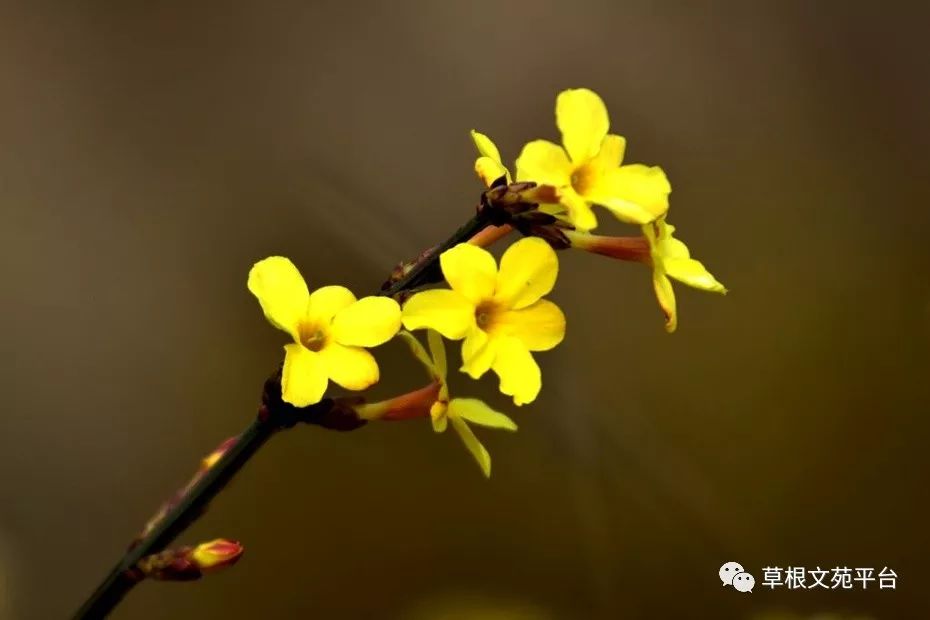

133,539,244,582
190,539,244,574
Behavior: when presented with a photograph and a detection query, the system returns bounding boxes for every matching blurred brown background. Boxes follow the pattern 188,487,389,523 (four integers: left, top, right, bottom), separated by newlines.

1,1,928,618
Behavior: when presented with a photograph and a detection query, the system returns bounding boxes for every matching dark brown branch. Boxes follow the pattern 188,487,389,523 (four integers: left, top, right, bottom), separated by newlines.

72,209,492,619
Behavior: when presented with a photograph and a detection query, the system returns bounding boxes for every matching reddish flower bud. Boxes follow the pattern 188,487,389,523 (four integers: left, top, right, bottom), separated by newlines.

190,539,244,573
133,539,244,582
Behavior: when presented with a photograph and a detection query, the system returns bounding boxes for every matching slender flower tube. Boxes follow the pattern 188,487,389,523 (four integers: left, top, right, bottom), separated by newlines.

563,229,652,263
353,381,442,422
567,219,726,332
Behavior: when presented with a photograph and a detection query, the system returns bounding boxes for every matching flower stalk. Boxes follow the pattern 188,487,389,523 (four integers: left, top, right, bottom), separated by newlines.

74,412,277,619
72,208,499,620
563,229,651,263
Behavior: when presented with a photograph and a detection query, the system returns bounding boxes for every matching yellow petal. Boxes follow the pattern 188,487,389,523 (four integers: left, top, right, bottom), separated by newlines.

431,410,448,433
588,164,671,224
592,134,626,169
652,271,677,333
514,139,572,187
471,131,511,185
475,156,509,187
495,299,566,352
319,342,379,391
558,188,598,232
402,289,475,340
426,329,447,379
470,130,502,162
440,243,497,304
665,257,727,293
449,398,517,431
397,330,437,378
461,327,496,379
331,296,401,347
642,218,660,244
648,218,685,258
495,237,559,310
247,256,309,338
556,88,609,163
307,285,357,325
281,343,328,407
491,336,541,406
450,416,491,478
656,236,691,260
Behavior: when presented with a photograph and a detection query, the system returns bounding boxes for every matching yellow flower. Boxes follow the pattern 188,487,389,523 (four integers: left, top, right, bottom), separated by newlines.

515,88,671,232
248,256,401,406
470,129,511,187
399,329,517,478
401,237,565,406
645,217,727,333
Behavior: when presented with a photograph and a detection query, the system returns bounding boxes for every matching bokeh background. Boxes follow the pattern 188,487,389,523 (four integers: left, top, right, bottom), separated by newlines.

1,1,928,618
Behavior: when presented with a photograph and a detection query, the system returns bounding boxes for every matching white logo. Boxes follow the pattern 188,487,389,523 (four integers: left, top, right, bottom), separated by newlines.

721,562,896,593
719,561,754,593
733,571,755,593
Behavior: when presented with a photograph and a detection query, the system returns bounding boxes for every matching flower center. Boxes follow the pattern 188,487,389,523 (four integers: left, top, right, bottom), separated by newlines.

474,301,500,331
570,163,597,195
298,322,328,352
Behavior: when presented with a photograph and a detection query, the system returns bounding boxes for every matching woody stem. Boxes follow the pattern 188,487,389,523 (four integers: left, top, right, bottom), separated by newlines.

72,209,493,619
382,210,491,296
73,417,276,619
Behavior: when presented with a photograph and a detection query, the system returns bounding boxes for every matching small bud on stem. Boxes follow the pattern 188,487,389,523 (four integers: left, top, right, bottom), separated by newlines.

130,539,244,583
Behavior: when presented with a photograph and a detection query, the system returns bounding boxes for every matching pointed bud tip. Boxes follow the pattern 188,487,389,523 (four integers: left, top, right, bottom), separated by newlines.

191,539,244,573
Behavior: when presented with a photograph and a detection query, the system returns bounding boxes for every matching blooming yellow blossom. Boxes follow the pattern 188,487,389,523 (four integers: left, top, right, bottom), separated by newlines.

644,217,727,333
515,88,671,232
401,237,565,406
248,256,401,406
399,329,517,477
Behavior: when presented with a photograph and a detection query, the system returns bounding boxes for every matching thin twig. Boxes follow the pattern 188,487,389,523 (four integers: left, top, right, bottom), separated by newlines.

382,210,489,297
73,209,491,619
